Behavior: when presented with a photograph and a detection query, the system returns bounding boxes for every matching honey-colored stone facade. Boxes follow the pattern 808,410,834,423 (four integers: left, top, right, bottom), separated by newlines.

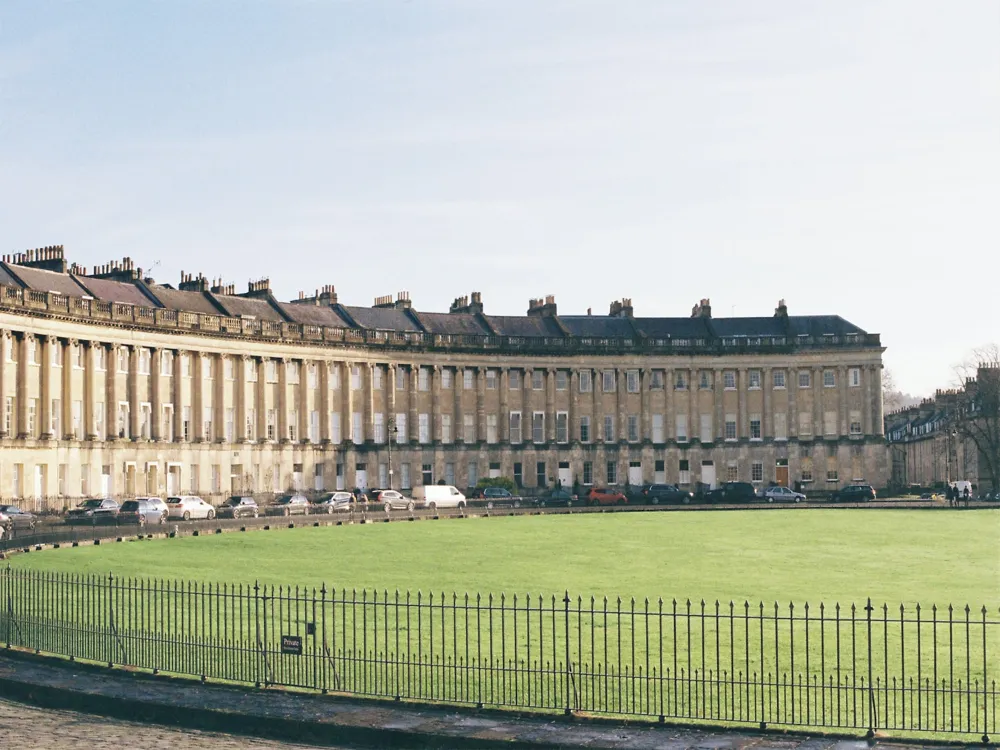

0,250,889,510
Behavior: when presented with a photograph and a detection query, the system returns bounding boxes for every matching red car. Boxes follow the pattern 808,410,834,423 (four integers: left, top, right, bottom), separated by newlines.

587,487,628,506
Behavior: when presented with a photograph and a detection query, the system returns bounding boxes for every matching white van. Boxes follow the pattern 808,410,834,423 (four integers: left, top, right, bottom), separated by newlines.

412,485,467,510
950,480,973,498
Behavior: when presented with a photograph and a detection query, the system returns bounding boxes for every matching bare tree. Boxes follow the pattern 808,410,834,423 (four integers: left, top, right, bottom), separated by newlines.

882,368,904,414
952,344,1000,493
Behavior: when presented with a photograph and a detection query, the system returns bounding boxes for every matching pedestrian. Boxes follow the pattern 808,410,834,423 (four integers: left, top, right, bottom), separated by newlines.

946,485,953,506
963,486,971,506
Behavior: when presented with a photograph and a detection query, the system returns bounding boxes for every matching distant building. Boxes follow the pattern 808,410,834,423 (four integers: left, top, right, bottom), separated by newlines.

0,245,888,509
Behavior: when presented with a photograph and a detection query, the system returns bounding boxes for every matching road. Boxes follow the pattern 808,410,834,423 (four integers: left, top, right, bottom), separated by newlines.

0,697,349,749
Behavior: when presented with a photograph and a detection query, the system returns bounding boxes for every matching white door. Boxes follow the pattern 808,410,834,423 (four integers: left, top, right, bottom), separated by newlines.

489,466,501,479
34,466,44,499
167,466,179,496
628,462,642,487
701,461,716,490
558,462,572,488
355,469,368,490
101,469,112,497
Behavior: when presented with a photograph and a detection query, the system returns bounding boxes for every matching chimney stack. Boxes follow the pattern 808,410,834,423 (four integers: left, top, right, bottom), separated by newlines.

527,295,557,317
691,298,712,318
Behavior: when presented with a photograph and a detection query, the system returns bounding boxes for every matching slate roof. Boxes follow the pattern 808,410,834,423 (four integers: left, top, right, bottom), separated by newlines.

78,276,158,307
276,302,351,328
213,294,286,322
632,317,712,339
559,316,636,338
3,265,90,297
415,311,491,336
339,306,422,332
0,265,24,288
146,286,225,315
486,316,565,337
786,316,866,337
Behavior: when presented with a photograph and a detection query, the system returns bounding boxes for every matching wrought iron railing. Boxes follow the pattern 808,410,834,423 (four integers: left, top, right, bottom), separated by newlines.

0,567,994,740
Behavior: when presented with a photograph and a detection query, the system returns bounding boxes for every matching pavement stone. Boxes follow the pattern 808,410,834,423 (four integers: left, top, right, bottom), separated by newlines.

0,651,985,749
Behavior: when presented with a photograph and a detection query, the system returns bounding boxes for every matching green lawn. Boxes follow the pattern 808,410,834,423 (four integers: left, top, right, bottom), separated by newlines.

4,509,998,733
12,509,999,608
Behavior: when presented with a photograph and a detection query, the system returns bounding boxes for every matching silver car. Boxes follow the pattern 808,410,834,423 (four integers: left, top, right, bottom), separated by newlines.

310,492,353,514
760,486,806,503
378,490,417,511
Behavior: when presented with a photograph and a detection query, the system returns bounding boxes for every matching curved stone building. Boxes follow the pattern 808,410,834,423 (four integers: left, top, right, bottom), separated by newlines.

0,246,888,509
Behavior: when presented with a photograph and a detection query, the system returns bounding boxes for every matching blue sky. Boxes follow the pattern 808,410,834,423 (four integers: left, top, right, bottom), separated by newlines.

1,0,997,396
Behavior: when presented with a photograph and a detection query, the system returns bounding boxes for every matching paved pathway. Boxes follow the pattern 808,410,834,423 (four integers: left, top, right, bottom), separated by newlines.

0,653,979,749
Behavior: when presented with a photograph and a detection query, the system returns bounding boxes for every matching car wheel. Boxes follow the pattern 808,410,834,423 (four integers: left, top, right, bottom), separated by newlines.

682,496,691,505
384,502,392,513
428,501,437,511
284,508,290,517
458,501,466,510
406,501,414,511
486,501,494,510
793,496,801,503
651,497,659,505
138,516,146,527
538,500,546,507
252,509,259,518
28,521,36,531
566,500,572,507
207,510,215,520
767,496,774,503
183,511,191,521
513,500,521,508
158,514,165,525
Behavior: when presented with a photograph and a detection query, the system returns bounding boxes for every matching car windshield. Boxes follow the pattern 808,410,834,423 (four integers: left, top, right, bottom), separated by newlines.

277,496,296,503
166,497,183,504
224,498,243,506
0,505,14,513
81,499,104,508
120,502,138,511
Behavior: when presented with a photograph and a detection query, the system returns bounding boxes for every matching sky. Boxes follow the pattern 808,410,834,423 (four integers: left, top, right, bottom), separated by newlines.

1,0,997,397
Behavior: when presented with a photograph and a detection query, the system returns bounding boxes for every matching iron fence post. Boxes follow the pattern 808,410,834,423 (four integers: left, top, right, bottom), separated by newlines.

865,597,876,738
564,590,572,715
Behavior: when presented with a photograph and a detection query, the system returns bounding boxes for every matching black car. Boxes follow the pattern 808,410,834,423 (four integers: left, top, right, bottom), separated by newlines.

218,496,260,519
637,484,693,505
0,505,37,530
118,499,166,526
66,498,120,523
476,487,513,500
831,485,876,502
536,489,577,507
708,482,759,504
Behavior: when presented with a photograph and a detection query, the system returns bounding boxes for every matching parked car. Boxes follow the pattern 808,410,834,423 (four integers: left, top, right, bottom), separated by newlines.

474,487,513,500
166,496,216,520
134,496,169,520
411,485,467,510
636,484,693,505
311,492,353,513
376,490,417,511
118,499,167,525
707,482,759,504
0,505,37,530
217,496,260,519
269,493,309,516
536,488,576,507
830,484,877,502
759,486,806,503
587,487,628,506
66,498,120,523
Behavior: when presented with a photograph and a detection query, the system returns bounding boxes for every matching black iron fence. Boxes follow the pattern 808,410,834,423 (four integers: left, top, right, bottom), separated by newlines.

0,567,995,740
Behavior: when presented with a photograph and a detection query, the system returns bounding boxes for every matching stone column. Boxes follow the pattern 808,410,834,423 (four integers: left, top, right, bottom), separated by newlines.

0,331,8,438
714,368,724,442
235,354,247,442
763,366,772,438
278,358,289,443
320,359,331,443
256,357,267,442
106,343,119,441
499,368,509,442
640,369,650,441
39,335,53,439
546,367,556,442
300,359,312,443
129,344,141,440
813,366,823,438
431,364,441,441
407,364,418,444
62,339,74,439
523,367,533,442
476,366,487,442
738,368,748,439
173,349,184,441
454,366,464,443
84,341,97,440
569,370,578,443
191,351,204,442
215,353,226,442
16,334,30,438
689,368,699,442
664,368,674,444
838,365,848,436
617,368,627,443
788,367,798,438
150,348,162,441
863,365,874,436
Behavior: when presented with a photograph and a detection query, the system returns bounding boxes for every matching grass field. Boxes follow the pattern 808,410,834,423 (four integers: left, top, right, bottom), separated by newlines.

5,508,998,733
11,509,999,607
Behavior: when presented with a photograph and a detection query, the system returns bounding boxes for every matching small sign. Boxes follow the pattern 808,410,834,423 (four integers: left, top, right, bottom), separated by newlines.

281,635,303,655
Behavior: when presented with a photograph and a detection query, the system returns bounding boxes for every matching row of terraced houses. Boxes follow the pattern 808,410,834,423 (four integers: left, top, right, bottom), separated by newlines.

0,246,888,509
